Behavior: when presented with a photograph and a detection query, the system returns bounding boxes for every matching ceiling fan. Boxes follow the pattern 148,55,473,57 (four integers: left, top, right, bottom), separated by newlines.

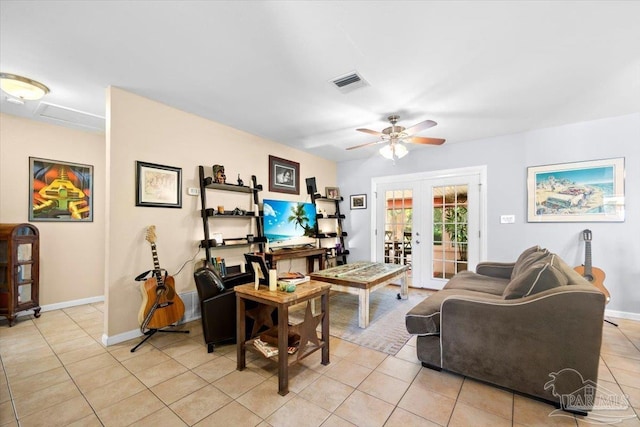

347,115,445,159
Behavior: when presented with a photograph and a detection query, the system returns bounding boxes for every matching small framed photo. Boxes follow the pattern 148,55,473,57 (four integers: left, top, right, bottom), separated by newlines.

325,187,340,199
269,155,299,194
350,194,367,210
244,253,269,285
136,161,182,208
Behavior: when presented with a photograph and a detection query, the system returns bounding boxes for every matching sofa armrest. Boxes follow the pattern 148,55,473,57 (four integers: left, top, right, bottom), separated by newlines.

439,285,605,406
475,262,515,279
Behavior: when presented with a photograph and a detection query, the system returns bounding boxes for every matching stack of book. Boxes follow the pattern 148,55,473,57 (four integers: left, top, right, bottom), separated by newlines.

253,338,298,357
277,272,310,285
211,257,227,276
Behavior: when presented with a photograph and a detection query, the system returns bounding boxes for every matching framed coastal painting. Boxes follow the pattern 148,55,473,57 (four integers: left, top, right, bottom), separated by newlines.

135,161,182,208
29,157,94,222
527,158,625,222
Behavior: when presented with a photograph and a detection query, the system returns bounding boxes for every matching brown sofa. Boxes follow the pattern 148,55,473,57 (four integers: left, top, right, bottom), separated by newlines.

406,246,606,409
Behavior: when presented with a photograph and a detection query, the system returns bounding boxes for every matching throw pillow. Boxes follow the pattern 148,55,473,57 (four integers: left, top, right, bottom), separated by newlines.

503,255,568,299
511,247,549,279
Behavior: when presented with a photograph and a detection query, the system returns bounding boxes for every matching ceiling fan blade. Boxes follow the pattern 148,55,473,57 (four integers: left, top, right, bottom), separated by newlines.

403,119,437,136
346,140,385,150
356,128,385,137
405,136,446,145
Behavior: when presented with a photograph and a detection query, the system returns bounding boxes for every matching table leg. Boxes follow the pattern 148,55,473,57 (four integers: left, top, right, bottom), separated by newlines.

358,288,370,328
399,271,409,300
277,304,289,396
318,254,325,270
321,290,330,365
236,295,246,371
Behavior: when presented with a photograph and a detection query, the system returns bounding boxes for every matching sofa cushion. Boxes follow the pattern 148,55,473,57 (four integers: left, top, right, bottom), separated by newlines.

406,289,503,335
511,246,549,279
503,254,568,299
444,270,510,296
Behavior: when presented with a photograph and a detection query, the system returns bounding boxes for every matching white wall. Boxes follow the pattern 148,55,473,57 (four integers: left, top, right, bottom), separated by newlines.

0,113,106,305
338,113,640,316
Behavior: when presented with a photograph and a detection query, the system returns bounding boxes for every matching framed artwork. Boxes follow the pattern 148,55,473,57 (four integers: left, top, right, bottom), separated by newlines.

29,157,94,222
527,157,625,222
136,161,182,208
325,187,340,199
350,194,367,210
268,155,299,194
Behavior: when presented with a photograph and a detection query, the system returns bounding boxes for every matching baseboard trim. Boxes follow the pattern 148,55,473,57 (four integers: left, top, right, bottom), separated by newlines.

10,295,105,319
605,309,640,322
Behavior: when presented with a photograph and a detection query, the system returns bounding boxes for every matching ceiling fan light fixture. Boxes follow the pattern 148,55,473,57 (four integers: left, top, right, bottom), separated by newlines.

0,73,50,101
379,142,408,160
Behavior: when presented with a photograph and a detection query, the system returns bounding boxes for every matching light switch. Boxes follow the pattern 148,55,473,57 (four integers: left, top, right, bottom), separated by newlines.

187,187,199,196
500,215,515,224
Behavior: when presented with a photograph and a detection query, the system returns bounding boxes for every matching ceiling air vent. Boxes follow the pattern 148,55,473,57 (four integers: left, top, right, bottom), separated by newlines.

330,71,369,94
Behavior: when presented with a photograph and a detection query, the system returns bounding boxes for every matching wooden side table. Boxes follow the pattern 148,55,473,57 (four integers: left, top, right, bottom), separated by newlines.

235,280,331,395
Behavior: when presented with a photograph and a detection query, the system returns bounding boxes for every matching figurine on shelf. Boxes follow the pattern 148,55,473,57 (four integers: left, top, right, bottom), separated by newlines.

237,174,244,186
212,165,226,184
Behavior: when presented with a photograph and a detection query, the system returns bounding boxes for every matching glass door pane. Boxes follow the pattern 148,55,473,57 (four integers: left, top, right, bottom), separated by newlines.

432,184,468,279
384,189,413,267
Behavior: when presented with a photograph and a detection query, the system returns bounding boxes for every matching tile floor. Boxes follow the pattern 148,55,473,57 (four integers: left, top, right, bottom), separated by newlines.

1,304,639,426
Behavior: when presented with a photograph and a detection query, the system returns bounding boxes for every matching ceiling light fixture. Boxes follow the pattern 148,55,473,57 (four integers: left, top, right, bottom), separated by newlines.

379,142,408,160
0,73,50,101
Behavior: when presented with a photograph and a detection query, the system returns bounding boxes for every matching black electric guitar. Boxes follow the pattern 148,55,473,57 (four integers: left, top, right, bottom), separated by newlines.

138,226,185,330
574,229,610,303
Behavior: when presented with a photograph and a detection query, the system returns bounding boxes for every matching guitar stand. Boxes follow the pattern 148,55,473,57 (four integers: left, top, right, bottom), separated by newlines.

604,318,619,327
130,327,190,353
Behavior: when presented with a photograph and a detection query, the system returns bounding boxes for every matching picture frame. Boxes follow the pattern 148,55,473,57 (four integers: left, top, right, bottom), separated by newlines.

350,194,367,210
527,157,625,222
244,253,269,285
29,157,94,222
325,187,340,200
268,155,299,194
135,161,182,208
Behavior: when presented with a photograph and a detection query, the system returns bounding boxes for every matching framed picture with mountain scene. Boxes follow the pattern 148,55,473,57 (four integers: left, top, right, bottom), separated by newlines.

527,158,625,222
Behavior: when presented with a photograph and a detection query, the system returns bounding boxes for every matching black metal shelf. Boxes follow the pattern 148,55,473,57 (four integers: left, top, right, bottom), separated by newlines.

202,209,258,218
202,177,261,193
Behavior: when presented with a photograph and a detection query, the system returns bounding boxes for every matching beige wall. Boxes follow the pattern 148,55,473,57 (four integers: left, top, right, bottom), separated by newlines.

106,87,337,338
0,113,105,305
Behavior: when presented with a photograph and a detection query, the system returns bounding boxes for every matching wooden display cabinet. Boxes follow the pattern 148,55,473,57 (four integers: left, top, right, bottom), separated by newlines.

0,223,41,326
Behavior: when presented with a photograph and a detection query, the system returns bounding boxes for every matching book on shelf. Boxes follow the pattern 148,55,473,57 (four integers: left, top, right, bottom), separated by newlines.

253,338,298,357
210,257,227,276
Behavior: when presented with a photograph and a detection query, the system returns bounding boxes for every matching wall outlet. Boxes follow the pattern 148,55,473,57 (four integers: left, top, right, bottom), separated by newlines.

187,187,199,196
500,214,515,224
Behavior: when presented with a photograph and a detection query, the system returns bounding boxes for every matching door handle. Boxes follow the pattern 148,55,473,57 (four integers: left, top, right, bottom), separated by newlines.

416,240,420,244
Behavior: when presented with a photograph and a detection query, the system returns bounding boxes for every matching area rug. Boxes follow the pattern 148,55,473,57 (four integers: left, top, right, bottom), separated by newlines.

290,285,433,356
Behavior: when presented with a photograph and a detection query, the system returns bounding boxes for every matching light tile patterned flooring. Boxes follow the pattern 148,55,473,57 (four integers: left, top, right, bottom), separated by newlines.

1,303,639,426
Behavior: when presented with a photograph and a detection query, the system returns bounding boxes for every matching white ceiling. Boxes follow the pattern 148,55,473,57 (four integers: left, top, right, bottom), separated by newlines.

1,1,639,162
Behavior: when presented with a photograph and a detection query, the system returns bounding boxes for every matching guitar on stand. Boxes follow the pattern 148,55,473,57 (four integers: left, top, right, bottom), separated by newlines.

574,229,616,326
131,226,188,352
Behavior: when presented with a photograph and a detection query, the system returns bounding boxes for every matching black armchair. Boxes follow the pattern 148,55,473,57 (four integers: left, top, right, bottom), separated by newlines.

193,266,236,353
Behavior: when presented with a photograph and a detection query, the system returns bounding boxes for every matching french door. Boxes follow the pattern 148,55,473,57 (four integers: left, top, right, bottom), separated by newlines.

374,168,484,290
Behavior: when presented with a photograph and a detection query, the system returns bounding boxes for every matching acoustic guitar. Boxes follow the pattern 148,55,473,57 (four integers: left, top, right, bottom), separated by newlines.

138,226,185,330
574,229,610,303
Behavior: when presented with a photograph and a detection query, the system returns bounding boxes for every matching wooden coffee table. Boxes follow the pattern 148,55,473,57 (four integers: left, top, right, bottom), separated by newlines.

310,261,409,328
